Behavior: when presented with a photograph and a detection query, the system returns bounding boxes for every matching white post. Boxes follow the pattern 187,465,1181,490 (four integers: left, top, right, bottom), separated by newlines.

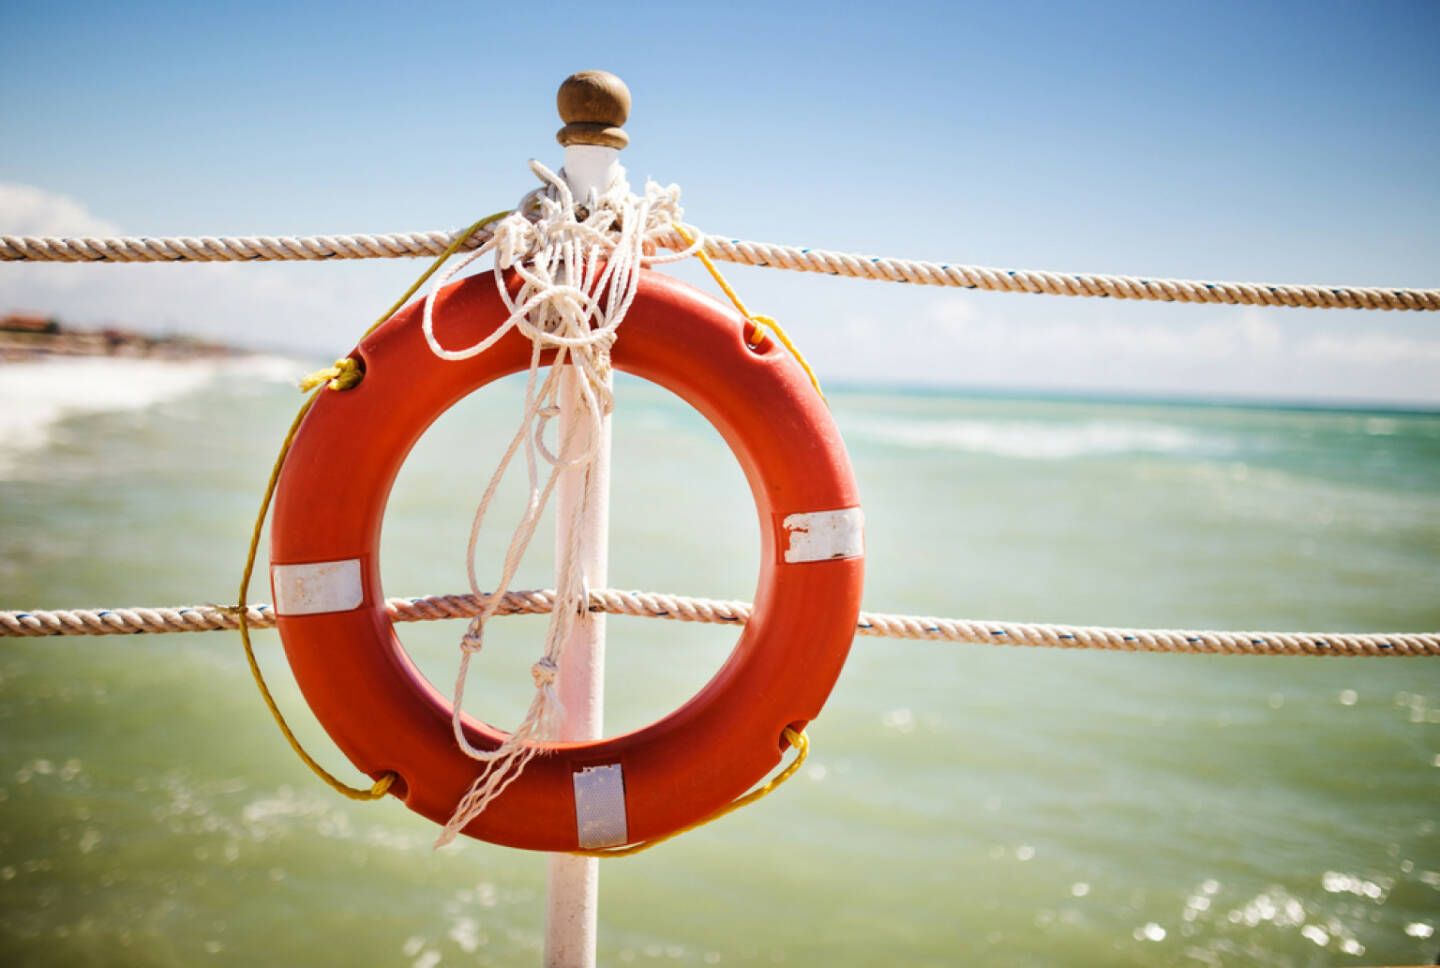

543,139,619,968
560,145,622,210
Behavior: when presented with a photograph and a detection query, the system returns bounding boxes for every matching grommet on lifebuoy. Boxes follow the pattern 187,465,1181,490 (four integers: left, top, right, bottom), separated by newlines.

268,268,864,852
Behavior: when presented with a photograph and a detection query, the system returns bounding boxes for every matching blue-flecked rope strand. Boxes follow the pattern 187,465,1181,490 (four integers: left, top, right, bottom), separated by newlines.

2,591,1436,656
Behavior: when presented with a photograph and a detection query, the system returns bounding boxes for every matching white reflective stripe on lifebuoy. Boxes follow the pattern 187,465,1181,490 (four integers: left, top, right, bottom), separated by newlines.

572,763,628,849
271,559,364,616
782,508,865,563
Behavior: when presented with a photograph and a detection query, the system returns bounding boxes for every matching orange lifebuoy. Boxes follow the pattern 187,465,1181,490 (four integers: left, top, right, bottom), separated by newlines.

269,269,864,852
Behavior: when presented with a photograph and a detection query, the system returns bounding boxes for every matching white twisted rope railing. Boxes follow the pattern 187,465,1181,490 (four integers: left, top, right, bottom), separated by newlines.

652,233,1440,312
0,230,492,263
3,590,1436,657
4,228,1436,311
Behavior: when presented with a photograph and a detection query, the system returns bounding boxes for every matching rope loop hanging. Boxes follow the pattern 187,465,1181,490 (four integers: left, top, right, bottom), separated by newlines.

401,159,704,844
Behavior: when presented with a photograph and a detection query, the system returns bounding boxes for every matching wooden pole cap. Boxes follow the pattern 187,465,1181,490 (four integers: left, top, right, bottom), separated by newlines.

556,70,630,150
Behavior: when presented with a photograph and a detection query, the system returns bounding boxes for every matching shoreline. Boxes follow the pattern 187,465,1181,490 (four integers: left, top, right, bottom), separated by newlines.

1,313,243,364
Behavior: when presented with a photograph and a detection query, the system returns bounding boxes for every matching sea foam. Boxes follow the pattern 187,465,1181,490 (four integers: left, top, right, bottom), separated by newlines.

852,416,1224,460
0,355,301,476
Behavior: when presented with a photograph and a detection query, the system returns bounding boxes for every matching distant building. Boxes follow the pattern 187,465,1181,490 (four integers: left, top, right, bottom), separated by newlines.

1,313,59,334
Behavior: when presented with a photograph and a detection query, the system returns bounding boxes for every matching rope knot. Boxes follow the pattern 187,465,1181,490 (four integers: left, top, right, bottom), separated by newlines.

460,622,485,654
531,657,559,688
298,356,363,393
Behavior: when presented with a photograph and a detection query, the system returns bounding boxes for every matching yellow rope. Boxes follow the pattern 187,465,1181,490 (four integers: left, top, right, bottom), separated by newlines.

298,356,364,393
232,394,393,801
672,223,826,404
570,727,810,858
235,210,509,802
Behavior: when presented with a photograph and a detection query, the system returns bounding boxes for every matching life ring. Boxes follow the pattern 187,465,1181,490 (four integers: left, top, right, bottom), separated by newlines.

268,269,864,852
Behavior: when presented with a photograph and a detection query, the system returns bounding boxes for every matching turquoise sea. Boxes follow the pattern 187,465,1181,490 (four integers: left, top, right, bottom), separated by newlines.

1,354,1437,967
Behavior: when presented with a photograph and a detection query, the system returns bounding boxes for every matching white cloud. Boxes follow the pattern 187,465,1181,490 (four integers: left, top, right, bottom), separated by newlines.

920,300,1286,364
827,291,1440,405
1236,309,1284,357
0,182,120,237
0,183,413,355
930,296,981,335
1300,331,1440,366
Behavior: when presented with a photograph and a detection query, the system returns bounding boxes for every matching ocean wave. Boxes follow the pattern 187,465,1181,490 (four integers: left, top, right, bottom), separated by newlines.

852,416,1225,460
219,353,311,385
0,355,300,476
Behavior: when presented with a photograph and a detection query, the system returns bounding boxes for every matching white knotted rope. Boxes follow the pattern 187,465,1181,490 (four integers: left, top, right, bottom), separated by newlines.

422,161,699,846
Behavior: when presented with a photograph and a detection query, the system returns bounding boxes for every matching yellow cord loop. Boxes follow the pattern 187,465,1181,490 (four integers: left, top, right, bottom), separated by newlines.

570,727,811,858
235,211,510,803
672,223,826,404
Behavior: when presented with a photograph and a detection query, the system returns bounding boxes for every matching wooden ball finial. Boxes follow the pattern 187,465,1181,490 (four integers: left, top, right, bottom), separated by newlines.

556,70,630,150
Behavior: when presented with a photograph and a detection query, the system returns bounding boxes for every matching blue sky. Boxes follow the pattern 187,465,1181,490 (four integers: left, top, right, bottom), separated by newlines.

2,0,1437,404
